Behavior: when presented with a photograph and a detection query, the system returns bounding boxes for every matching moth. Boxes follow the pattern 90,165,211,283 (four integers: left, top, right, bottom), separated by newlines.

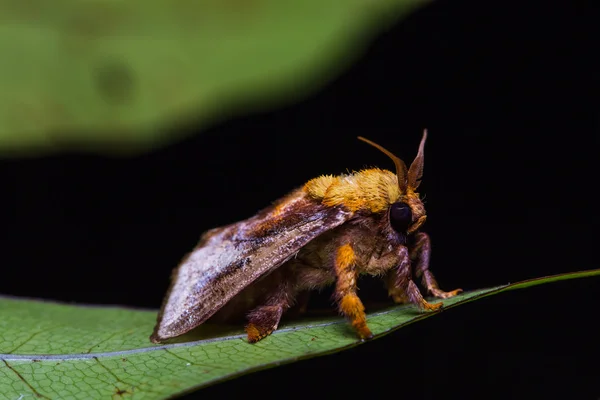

151,131,462,344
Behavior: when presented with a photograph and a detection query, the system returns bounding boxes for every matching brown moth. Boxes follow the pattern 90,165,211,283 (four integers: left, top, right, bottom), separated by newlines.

151,131,462,343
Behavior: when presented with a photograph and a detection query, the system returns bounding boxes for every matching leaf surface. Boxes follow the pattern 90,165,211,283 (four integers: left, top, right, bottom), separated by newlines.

0,269,598,399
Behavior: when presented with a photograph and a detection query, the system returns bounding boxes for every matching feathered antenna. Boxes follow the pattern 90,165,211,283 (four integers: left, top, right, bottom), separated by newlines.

357,136,408,192
408,129,427,189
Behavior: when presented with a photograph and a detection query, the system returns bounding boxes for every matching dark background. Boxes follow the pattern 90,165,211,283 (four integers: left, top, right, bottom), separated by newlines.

1,1,598,399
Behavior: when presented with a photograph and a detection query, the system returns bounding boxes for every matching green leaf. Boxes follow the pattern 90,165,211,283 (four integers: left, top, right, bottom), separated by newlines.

0,269,598,399
0,0,426,155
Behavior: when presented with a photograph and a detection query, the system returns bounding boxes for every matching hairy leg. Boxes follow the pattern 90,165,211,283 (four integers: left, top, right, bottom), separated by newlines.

391,246,442,311
294,291,311,315
245,271,296,343
385,270,410,304
333,243,372,340
411,232,462,299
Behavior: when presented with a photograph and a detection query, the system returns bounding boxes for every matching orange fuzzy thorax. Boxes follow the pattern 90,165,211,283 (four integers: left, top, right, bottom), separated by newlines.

304,168,405,213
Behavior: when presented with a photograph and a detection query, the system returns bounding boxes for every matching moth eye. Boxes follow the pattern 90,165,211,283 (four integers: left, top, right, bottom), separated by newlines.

389,202,413,233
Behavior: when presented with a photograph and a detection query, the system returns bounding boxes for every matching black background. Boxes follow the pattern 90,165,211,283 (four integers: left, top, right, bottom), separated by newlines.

1,1,598,399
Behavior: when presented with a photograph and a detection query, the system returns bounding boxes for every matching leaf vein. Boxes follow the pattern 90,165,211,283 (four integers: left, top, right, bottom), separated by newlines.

7,327,60,354
93,356,163,396
1,359,51,399
162,348,227,371
85,330,126,354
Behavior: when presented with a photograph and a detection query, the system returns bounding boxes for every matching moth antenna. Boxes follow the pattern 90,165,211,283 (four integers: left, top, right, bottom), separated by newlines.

357,136,408,192
407,129,428,189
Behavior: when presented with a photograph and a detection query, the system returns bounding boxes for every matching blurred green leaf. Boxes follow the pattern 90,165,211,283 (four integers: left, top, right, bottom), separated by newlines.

0,0,427,155
0,269,597,399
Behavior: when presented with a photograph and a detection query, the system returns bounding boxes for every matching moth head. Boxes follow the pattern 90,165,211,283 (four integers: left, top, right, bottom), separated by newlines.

357,130,428,234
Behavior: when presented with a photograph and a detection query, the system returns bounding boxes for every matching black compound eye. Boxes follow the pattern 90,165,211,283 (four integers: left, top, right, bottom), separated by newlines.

389,202,413,233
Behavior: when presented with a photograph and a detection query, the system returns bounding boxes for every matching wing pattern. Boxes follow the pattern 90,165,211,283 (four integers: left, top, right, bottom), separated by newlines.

152,189,352,341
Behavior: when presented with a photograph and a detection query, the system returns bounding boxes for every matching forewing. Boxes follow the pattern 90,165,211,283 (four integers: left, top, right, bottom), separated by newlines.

151,189,352,341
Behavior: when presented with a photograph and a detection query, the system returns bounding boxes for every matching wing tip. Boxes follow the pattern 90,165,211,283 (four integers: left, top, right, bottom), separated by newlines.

149,321,170,344
150,306,210,344
149,322,184,344
149,332,164,344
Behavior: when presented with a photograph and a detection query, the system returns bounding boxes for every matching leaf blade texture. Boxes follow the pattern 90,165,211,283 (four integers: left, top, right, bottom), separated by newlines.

0,269,598,399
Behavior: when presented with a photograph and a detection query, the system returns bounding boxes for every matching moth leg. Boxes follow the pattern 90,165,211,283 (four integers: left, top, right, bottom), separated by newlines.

245,281,294,343
334,243,373,340
411,232,463,299
283,290,311,320
385,270,410,304
295,291,311,315
394,246,443,311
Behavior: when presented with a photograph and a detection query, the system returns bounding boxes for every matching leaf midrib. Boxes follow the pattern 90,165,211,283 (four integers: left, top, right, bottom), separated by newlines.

2,268,597,362
0,288,502,361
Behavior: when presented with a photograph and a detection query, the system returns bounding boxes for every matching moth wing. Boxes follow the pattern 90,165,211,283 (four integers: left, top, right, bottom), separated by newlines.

151,189,352,342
